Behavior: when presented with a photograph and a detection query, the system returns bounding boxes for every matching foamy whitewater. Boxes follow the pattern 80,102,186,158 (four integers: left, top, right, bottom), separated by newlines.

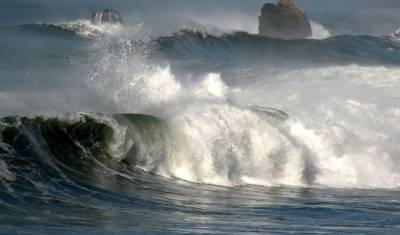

1,1,400,234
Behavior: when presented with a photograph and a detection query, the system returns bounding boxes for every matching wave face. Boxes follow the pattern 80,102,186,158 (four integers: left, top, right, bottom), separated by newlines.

0,113,169,183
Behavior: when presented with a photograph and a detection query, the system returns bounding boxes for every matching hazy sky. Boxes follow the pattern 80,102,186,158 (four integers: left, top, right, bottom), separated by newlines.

1,0,400,35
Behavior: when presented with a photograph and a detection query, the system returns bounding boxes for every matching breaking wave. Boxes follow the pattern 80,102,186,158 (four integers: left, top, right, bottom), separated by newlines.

4,62,400,190
3,17,400,192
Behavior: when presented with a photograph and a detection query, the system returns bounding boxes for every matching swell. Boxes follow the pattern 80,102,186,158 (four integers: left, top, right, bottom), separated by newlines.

18,22,400,67
154,30,400,66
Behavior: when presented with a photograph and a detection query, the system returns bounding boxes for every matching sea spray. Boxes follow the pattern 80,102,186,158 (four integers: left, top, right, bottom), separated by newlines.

85,32,400,188
309,21,331,39
237,65,400,188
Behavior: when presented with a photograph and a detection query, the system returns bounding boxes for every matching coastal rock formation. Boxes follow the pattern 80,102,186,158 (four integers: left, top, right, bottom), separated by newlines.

91,9,123,25
258,0,312,39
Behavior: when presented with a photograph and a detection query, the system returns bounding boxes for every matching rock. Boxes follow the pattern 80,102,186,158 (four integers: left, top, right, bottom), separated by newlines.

91,9,123,25
258,0,312,39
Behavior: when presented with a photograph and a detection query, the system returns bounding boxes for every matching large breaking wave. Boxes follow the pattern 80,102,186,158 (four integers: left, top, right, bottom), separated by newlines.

2,17,400,191
2,66,400,189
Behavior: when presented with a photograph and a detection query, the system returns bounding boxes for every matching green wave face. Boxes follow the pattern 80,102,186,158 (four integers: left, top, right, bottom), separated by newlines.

0,113,171,181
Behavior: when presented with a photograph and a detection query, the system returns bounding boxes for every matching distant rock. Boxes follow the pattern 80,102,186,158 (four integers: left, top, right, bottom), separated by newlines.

91,9,123,25
258,0,312,39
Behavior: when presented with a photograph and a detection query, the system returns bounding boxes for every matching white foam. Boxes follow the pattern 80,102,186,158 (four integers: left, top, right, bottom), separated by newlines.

236,65,400,189
195,73,229,100
165,104,305,186
309,21,331,40
89,58,310,186
0,160,15,182
87,31,400,189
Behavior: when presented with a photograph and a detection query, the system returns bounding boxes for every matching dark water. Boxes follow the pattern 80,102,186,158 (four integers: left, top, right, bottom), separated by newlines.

2,1,400,234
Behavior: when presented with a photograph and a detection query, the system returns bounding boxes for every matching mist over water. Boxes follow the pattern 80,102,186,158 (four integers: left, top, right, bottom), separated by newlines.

2,0,400,234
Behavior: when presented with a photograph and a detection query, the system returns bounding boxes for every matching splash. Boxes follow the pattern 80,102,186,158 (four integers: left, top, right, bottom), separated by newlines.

309,21,331,39
166,104,305,187
64,16,400,189
237,65,400,188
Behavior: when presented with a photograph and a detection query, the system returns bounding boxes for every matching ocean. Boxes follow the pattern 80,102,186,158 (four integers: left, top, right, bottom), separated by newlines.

1,0,400,234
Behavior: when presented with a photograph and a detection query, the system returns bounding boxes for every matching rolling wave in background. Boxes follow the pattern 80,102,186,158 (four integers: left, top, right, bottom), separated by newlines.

2,4,400,234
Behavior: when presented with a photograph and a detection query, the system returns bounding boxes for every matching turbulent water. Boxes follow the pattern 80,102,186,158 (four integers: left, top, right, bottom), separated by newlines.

2,0,400,234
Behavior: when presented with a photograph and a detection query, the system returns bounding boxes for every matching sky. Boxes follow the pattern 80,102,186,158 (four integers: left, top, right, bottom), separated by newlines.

1,0,400,35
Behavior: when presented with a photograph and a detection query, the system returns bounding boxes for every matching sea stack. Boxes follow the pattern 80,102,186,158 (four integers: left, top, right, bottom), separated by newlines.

258,0,312,39
91,9,123,25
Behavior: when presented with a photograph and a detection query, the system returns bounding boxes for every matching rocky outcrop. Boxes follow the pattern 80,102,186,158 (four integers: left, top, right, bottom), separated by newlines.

91,9,123,25
258,0,312,39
